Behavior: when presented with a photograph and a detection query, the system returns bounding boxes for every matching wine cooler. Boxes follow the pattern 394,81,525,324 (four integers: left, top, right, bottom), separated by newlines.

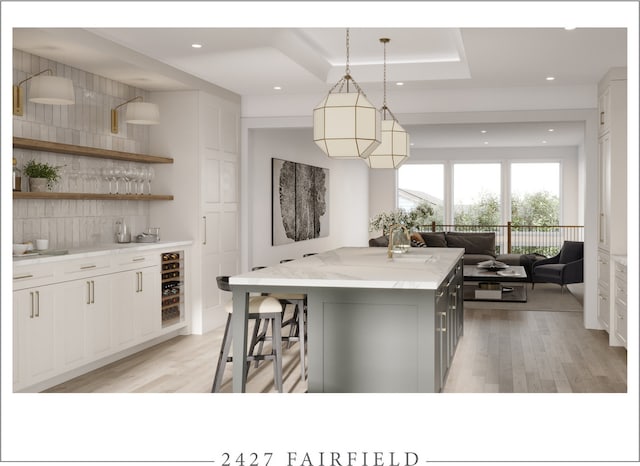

161,251,184,327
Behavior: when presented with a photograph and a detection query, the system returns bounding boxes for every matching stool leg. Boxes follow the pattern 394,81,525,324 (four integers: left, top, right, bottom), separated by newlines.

272,313,283,393
212,314,233,392
298,304,306,381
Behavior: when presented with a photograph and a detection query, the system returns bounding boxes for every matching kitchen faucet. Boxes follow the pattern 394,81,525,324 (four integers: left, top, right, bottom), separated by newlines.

387,223,410,258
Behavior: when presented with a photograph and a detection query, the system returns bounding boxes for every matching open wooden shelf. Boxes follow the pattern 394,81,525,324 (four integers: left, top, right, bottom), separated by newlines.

13,137,173,164
13,192,173,201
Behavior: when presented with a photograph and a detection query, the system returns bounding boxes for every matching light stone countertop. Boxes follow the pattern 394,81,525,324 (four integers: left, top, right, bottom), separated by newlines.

12,240,192,266
231,247,464,290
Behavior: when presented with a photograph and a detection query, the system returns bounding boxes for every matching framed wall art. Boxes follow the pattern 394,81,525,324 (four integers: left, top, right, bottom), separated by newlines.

272,158,329,246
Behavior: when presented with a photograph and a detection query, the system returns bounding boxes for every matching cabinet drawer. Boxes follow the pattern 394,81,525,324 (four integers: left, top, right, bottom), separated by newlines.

62,256,111,278
614,279,626,305
614,301,627,347
115,252,160,271
13,264,55,290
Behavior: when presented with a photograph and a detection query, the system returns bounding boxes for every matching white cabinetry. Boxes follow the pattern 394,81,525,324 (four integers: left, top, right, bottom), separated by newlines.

13,244,188,392
612,257,627,349
111,253,161,348
597,67,627,347
13,286,57,389
150,90,241,334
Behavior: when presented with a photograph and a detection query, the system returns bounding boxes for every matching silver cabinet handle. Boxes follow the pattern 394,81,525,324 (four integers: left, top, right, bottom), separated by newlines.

139,272,143,293
14,274,34,280
80,264,97,270
87,281,91,304
91,280,95,304
600,111,605,125
35,291,40,317
202,216,207,245
440,312,447,332
132,257,145,262
30,291,35,318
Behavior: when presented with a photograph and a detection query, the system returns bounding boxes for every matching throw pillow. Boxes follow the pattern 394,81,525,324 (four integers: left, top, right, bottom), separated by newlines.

410,232,427,247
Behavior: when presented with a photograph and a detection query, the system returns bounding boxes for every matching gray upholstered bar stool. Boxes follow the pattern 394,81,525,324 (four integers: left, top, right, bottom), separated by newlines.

251,265,307,381
211,276,284,393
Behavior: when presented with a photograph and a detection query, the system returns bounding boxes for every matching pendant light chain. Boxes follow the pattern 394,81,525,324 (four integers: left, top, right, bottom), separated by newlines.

382,38,388,109
345,28,351,77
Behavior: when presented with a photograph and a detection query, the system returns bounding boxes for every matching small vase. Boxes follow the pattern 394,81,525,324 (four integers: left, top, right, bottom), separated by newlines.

29,178,49,192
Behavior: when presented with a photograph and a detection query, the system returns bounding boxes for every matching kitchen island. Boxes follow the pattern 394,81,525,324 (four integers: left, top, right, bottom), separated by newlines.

230,247,464,393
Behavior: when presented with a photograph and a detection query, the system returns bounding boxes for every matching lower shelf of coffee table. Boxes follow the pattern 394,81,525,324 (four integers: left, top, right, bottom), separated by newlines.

463,283,528,302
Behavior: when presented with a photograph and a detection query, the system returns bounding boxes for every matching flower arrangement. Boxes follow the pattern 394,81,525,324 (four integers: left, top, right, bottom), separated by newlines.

369,202,435,235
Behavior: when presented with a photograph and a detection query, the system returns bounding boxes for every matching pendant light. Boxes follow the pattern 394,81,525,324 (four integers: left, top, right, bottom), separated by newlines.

366,38,410,169
313,28,381,159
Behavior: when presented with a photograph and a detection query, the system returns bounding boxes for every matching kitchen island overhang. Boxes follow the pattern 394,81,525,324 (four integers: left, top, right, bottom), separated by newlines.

229,247,465,393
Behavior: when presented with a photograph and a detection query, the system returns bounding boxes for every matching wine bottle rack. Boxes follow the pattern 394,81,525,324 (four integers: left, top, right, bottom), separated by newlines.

161,251,184,328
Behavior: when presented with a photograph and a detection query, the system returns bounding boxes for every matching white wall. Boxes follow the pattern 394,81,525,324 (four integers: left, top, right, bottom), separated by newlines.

247,127,369,268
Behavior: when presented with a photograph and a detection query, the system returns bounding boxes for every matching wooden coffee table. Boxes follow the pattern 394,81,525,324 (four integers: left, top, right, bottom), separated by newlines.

463,265,529,302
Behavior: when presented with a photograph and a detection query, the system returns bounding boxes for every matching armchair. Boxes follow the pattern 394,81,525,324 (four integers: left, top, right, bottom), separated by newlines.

532,241,584,290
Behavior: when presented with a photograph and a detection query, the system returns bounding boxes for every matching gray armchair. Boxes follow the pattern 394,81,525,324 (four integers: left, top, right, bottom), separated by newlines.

532,241,584,290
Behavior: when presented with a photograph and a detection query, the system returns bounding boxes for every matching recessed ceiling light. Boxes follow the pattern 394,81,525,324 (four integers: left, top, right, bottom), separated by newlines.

564,27,576,30
548,128,555,132
191,43,203,49
396,82,404,86
273,86,282,91
483,141,489,145
545,76,556,81
410,142,414,146
542,140,548,144
480,130,487,134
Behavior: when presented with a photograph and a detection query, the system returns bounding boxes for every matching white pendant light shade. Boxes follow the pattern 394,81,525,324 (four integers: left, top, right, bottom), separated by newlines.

314,92,381,159
29,75,75,105
366,119,410,168
125,102,160,125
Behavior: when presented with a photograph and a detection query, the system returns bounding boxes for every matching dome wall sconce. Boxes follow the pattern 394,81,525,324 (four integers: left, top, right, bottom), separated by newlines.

13,69,75,116
111,96,160,133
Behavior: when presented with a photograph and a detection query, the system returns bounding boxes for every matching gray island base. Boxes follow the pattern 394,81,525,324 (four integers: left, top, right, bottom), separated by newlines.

230,247,464,393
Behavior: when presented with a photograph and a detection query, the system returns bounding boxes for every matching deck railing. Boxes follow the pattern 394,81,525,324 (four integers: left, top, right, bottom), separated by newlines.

424,221,584,256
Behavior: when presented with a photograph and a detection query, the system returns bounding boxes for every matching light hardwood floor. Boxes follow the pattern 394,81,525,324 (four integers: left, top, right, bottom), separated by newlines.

46,308,627,393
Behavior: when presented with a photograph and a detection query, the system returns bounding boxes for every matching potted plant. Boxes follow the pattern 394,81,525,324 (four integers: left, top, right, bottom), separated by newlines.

23,160,62,192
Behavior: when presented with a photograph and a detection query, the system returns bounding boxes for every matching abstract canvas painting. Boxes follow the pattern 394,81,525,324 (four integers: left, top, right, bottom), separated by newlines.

272,158,329,245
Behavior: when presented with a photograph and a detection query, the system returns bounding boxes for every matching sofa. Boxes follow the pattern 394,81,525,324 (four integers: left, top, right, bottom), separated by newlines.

369,231,540,277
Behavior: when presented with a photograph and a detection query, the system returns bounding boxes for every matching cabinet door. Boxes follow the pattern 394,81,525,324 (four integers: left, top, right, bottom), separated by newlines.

111,271,137,349
598,134,611,249
85,275,113,359
598,87,611,136
56,280,89,371
14,287,57,389
111,267,160,350
135,267,161,339
597,285,610,330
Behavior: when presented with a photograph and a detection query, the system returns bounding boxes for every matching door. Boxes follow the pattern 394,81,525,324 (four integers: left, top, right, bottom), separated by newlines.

14,287,57,389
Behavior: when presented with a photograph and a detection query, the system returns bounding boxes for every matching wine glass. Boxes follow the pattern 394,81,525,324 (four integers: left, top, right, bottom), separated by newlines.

145,166,155,195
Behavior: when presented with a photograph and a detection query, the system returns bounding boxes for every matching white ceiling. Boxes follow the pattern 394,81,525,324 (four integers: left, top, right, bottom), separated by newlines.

12,27,626,149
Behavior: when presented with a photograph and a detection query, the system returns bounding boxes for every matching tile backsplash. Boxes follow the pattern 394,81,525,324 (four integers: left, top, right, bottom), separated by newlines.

13,49,154,249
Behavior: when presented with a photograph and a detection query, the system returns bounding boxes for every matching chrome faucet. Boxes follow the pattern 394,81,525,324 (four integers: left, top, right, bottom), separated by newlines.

387,223,410,258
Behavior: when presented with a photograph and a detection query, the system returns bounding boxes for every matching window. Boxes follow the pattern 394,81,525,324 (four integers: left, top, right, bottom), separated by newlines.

397,164,444,224
453,163,501,226
511,162,560,225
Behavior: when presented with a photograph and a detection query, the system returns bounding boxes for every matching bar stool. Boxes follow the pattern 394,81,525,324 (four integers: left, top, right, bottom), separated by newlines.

211,276,284,393
253,263,307,381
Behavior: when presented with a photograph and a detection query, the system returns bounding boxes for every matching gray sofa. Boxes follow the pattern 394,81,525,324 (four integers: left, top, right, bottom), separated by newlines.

369,231,525,267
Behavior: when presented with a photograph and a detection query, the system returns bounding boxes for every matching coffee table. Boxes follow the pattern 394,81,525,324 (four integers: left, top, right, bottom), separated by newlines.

463,265,528,302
